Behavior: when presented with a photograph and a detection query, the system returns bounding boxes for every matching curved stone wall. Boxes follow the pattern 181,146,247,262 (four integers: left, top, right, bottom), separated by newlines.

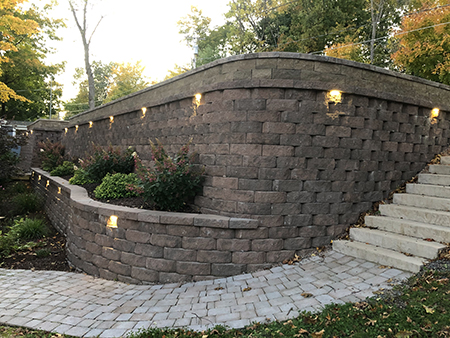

30,53,450,276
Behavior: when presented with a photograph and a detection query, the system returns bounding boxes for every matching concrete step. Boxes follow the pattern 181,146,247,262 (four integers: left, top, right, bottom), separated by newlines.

429,164,450,175
441,156,450,165
379,204,450,228
349,227,445,259
333,240,426,273
366,215,450,243
418,173,450,186
393,193,450,212
406,183,450,199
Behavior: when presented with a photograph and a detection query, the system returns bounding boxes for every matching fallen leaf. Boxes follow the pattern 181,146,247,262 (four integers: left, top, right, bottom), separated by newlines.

311,329,325,338
214,287,224,291
407,317,412,323
365,319,377,326
301,292,313,298
423,305,435,314
424,238,435,242
243,287,252,292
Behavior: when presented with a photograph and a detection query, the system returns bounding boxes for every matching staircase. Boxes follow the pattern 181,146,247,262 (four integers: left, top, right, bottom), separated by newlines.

333,157,450,273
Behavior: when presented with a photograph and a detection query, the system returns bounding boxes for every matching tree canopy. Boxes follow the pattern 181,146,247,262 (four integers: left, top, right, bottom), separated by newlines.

0,0,65,121
64,60,151,119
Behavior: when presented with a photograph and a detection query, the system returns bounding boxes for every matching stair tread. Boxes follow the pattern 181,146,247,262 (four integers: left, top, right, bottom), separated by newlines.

366,215,450,234
380,203,450,217
393,193,450,212
351,227,446,249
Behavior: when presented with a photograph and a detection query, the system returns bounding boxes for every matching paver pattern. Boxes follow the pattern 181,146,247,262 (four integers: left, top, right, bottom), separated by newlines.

0,250,412,337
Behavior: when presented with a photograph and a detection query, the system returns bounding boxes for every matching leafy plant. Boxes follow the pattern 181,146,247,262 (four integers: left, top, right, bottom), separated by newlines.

77,144,135,183
10,218,48,241
11,193,42,215
50,161,75,177
38,139,65,172
94,173,142,200
35,248,51,258
134,139,203,212
69,168,94,185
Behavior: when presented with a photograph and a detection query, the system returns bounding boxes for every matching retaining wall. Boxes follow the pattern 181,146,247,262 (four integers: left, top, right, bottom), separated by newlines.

28,53,450,281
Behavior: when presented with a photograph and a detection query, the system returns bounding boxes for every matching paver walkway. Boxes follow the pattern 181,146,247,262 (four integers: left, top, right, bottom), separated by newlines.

0,250,412,338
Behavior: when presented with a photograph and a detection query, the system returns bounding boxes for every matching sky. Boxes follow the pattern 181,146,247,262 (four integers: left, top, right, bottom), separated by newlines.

43,0,230,102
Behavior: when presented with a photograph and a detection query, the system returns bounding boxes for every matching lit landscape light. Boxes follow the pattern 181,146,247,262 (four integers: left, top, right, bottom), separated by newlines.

46,180,50,187
431,108,440,118
141,107,147,118
89,121,93,128
328,90,342,103
110,116,114,123
65,128,68,134
58,187,61,194
75,125,79,132
107,215,118,228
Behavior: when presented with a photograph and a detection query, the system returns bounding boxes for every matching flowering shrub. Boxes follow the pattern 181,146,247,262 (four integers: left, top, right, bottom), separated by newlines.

94,173,142,200
134,139,204,212
72,144,135,184
38,139,65,172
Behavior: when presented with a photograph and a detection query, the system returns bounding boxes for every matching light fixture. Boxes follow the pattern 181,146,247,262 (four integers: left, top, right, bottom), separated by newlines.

46,180,50,187
327,90,342,103
64,128,68,134
75,125,79,132
110,116,114,123
38,175,41,181
107,215,118,228
194,93,202,106
89,121,93,128
431,108,440,118
30,130,33,134
58,187,61,194
141,107,147,119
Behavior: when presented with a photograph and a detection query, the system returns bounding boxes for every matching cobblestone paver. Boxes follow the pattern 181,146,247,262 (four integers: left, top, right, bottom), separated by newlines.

0,251,412,337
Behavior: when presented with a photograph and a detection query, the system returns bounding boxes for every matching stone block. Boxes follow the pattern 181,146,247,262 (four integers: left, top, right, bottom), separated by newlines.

134,243,164,258
108,261,131,276
199,227,234,239
217,238,251,251
211,176,239,189
177,261,211,276
86,242,102,255
166,225,200,237
121,252,146,267
262,122,296,134
229,218,259,229
230,144,262,156
131,267,159,282
164,247,197,261
150,234,181,248
325,125,351,138
182,237,216,250
284,237,311,250
125,230,151,244
197,250,232,263
113,238,135,253
211,263,246,276
102,247,121,261
232,251,265,264
266,250,295,263
235,228,269,239
160,214,195,226
254,191,286,204
146,258,176,272
268,226,297,238
262,145,294,157
99,268,117,281
92,254,110,269
252,239,283,251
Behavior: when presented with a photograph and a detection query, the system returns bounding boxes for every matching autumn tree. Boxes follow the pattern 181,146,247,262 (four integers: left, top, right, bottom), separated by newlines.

0,0,65,120
392,0,450,84
68,0,103,110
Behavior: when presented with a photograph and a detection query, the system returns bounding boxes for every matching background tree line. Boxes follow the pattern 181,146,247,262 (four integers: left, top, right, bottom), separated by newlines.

177,0,450,85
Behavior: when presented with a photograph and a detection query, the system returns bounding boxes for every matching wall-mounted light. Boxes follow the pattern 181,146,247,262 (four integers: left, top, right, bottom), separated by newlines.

38,175,41,181
30,130,33,134
110,116,114,123
194,93,202,106
107,215,118,228
141,107,147,119
327,90,342,104
64,128,68,134
89,121,93,128
58,187,61,194
431,108,440,119
46,180,50,187
75,125,79,132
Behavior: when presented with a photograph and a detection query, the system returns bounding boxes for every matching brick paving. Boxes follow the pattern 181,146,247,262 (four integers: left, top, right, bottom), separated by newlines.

0,250,412,337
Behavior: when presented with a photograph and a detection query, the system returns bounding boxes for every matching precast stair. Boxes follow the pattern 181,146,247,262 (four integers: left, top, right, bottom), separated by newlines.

333,157,450,273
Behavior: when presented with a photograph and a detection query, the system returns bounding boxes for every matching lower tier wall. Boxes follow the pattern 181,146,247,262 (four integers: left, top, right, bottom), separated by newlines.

32,168,310,284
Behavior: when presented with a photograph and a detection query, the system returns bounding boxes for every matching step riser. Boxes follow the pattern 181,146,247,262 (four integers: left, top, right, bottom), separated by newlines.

418,174,450,186
380,204,450,227
406,184,450,199
430,165,450,175
393,193,450,212
441,157,450,165
333,241,424,273
350,228,443,259
366,216,450,243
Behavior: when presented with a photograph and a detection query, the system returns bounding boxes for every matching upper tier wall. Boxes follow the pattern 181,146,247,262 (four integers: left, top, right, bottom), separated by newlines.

41,53,450,249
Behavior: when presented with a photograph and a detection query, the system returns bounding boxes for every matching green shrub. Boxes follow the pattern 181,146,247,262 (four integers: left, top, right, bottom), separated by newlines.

38,139,65,172
50,161,75,177
10,218,48,241
35,248,51,257
94,173,142,200
9,181,30,194
0,126,27,184
69,168,95,185
134,139,203,212
78,144,135,183
0,231,15,257
12,193,42,215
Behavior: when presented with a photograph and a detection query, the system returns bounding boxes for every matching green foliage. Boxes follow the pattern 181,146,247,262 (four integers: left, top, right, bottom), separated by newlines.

69,168,94,185
35,248,51,258
38,139,65,172
11,193,42,215
0,126,27,184
50,161,75,177
77,144,135,183
0,1,65,120
134,140,203,212
94,173,141,200
10,218,48,241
